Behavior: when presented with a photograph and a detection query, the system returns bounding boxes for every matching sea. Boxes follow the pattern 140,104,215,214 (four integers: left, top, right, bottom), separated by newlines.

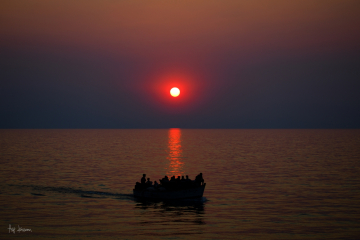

1,129,360,239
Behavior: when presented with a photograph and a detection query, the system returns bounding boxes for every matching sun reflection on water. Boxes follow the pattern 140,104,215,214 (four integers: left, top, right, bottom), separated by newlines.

167,128,184,177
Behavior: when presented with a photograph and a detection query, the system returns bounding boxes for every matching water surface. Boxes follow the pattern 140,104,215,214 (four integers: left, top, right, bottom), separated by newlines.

1,129,360,239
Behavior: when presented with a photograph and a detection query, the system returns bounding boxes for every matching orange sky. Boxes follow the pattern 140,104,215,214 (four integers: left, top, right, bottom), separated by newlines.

2,0,359,59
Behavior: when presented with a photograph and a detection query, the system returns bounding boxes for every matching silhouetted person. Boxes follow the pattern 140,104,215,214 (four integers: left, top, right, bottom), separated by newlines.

154,181,159,188
181,176,185,181
146,178,152,187
163,176,169,185
141,174,146,185
195,173,204,186
184,175,192,187
199,173,204,185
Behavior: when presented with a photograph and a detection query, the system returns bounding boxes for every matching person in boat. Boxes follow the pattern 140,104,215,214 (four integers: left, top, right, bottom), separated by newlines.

161,176,169,183
195,173,204,186
182,175,192,187
146,178,153,187
199,173,204,185
173,176,180,189
199,173,204,182
181,177,187,188
135,174,147,190
141,174,146,185
166,176,178,190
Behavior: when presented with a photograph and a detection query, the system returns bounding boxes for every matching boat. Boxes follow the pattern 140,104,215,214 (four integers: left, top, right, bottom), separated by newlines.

133,183,206,200
133,174,206,200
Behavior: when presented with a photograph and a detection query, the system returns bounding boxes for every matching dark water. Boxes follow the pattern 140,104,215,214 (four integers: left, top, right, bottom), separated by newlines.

1,129,360,239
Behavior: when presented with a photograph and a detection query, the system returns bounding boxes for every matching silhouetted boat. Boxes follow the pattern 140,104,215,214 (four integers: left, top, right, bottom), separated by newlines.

133,183,206,200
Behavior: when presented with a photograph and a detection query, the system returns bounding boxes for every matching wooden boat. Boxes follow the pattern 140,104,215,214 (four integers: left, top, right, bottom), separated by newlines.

133,183,206,200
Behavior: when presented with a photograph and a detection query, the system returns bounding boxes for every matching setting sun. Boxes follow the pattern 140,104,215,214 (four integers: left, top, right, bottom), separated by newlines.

170,87,180,97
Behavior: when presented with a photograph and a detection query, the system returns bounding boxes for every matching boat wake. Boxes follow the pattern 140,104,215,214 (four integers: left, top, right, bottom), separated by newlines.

7,184,208,205
8,184,134,200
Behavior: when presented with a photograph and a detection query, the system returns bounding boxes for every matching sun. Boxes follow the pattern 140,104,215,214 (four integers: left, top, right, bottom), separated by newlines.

170,87,180,97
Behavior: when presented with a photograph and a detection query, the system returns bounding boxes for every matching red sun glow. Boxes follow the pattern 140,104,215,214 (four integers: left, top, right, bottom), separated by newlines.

170,87,180,97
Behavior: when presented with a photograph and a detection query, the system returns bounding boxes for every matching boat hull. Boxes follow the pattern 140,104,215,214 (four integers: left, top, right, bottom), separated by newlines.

133,184,206,200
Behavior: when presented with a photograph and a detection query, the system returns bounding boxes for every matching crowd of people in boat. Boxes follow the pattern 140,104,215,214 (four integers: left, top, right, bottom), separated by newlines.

135,173,204,191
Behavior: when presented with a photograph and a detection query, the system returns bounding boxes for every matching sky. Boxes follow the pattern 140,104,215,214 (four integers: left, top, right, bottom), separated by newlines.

1,0,360,128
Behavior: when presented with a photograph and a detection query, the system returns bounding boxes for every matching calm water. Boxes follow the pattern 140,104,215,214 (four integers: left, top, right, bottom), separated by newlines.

1,129,360,239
